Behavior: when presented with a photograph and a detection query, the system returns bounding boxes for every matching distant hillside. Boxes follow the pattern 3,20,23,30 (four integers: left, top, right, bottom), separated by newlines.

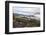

13,13,35,17
13,13,40,20
13,13,24,16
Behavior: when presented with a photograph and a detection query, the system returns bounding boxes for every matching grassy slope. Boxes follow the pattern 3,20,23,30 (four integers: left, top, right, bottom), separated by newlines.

13,16,40,28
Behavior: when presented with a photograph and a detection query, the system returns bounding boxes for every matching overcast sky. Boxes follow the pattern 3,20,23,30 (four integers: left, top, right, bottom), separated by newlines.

13,7,40,15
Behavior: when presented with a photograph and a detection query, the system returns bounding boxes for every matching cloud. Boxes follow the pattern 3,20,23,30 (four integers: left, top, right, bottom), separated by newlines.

13,7,40,15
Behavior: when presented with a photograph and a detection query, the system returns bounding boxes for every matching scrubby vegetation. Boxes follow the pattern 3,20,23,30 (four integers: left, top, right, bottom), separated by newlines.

13,15,40,28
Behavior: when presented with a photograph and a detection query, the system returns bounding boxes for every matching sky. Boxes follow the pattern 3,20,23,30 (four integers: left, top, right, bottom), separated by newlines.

13,7,40,15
